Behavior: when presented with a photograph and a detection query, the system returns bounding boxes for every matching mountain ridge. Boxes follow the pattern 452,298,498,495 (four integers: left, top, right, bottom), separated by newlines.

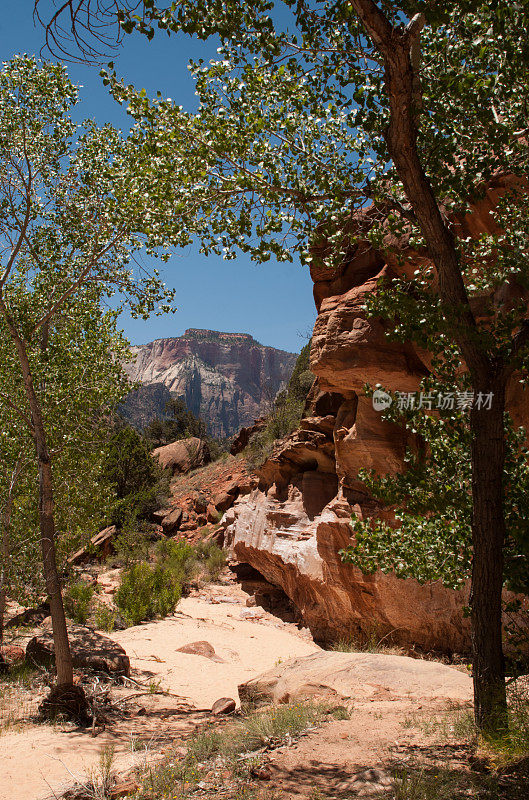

122,328,298,438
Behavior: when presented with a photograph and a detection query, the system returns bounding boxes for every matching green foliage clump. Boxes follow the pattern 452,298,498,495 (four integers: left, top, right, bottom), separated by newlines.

155,539,200,585
115,562,182,626
144,397,207,447
114,538,228,626
144,397,229,462
286,342,314,403
155,538,227,584
112,525,151,567
341,388,529,595
94,603,117,632
195,540,227,581
102,424,167,528
63,581,95,625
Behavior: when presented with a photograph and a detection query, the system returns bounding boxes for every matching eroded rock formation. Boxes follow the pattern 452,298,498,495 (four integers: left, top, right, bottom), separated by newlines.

123,329,297,438
222,187,529,653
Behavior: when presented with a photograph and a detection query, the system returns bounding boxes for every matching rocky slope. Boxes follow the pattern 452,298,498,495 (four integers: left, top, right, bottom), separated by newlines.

221,180,529,653
123,329,297,438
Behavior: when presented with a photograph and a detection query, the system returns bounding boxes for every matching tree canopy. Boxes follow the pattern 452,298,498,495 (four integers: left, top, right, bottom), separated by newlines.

0,55,175,696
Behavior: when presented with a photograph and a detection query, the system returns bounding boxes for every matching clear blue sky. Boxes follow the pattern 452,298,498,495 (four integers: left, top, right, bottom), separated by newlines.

0,1,315,354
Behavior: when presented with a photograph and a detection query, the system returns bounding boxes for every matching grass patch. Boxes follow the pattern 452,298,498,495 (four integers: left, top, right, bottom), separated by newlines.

132,702,331,799
399,686,529,799
393,767,472,800
480,684,529,766
195,539,227,582
391,762,529,800
330,626,405,656
0,662,42,734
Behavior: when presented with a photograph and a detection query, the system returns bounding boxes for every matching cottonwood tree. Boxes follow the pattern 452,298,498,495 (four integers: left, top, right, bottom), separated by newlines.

0,299,128,647
0,56,173,702
36,1,529,730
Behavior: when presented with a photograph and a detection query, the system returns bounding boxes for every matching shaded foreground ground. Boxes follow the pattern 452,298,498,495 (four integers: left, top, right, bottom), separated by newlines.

0,578,317,800
1,575,527,800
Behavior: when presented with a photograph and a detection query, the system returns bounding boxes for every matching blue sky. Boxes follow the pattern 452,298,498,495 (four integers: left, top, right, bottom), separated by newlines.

0,1,315,354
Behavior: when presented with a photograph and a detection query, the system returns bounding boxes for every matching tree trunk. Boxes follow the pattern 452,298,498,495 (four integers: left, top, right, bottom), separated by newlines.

349,1,510,733
0,301,74,687
0,492,12,648
470,378,508,731
37,454,74,687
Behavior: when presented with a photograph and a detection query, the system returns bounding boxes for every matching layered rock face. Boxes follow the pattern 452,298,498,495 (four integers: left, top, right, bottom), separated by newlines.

124,329,297,438
223,187,529,652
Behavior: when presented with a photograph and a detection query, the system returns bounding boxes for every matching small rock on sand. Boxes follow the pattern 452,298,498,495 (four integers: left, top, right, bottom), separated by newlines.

211,697,236,715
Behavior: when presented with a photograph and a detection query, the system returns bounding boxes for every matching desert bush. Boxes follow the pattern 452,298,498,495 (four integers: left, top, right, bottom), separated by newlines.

133,701,337,799
102,424,169,527
94,603,117,632
115,562,182,626
112,524,151,567
155,539,199,585
194,540,227,581
63,581,94,625
330,623,404,656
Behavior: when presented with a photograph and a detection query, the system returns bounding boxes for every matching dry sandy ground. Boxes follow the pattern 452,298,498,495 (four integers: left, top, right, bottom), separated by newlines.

0,582,318,800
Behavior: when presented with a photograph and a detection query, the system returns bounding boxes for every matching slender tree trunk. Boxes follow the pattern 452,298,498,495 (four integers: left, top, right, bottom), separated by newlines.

349,1,510,732
470,378,508,731
37,452,74,687
0,489,13,648
0,301,74,687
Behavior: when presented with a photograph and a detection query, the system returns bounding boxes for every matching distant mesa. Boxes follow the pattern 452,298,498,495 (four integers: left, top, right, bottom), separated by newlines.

121,328,298,439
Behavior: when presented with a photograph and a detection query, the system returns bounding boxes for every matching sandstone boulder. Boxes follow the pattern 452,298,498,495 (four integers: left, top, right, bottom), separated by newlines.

194,494,209,514
153,437,211,475
176,641,223,662
223,490,469,652
161,507,183,534
26,626,130,676
0,644,25,672
238,651,472,705
213,491,235,513
67,526,117,565
211,697,236,715
230,417,267,455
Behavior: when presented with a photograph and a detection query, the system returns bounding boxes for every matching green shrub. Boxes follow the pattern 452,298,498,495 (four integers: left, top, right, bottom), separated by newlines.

195,540,227,581
64,581,94,625
102,424,168,527
94,603,117,632
115,562,182,626
112,525,151,567
155,539,199,585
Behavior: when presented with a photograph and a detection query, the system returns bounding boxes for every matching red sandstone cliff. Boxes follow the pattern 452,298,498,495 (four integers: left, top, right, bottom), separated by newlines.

221,187,529,652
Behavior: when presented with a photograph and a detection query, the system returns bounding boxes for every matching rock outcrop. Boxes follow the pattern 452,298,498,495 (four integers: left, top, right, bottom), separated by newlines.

26,626,130,676
153,437,211,475
223,487,469,651
123,329,297,438
221,186,529,653
238,650,472,705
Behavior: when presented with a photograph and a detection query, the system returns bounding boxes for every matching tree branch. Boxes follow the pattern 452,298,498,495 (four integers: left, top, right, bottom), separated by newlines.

350,0,490,380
